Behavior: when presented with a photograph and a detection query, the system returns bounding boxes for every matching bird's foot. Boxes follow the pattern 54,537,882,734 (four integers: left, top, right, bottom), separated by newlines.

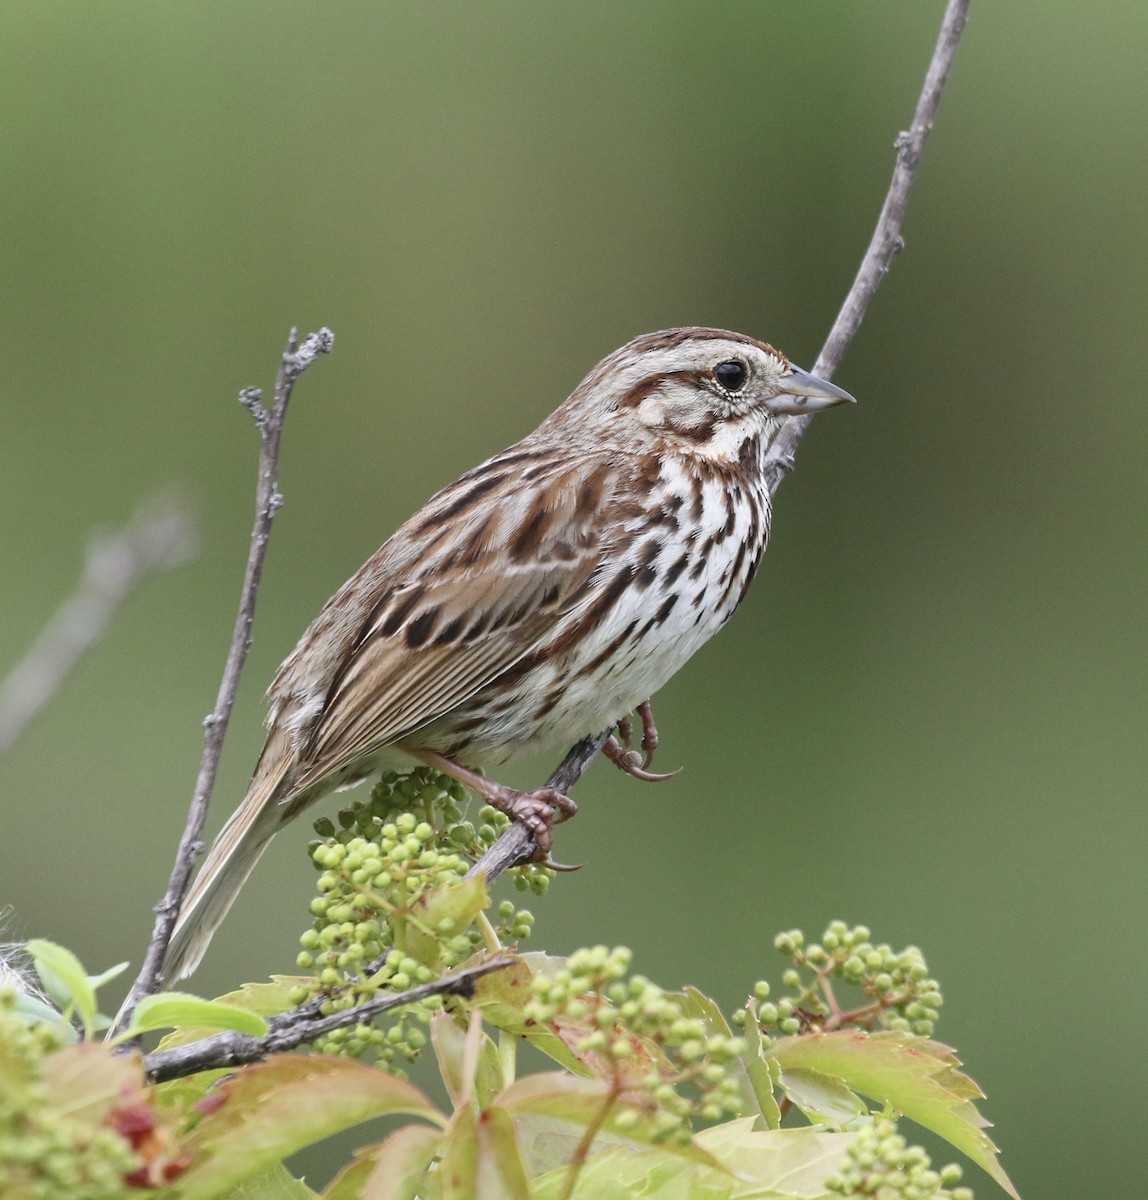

602,699,681,782
405,747,576,860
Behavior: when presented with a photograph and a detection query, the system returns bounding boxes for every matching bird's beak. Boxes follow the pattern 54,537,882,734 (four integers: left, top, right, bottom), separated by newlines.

766,365,857,415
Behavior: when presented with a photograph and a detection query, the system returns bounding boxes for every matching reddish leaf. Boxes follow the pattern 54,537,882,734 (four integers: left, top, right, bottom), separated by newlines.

175,1054,442,1200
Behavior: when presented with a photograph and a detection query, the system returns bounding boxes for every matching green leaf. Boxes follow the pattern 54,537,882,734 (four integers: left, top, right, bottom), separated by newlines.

474,1106,531,1199
323,1123,442,1200
499,1073,724,1171
10,986,74,1038
739,1001,781,1130
215,975,312,1017
473,953,666,1084
440,1103,531,1200
471,954,595,1075
680,987,780,1130
698,1119,856,1198
778,1066,867,1128
87,960,130,990
225,1164,319,1199
124,991,271,1037
532,1142,733,1200
531,1121,854,1199
175,1053,444,1200
441,1104,478,1199
768,1031,1018,1198
155,976,307,1051
26,939,96,1034
431,1009,471,1107
406,873,489,968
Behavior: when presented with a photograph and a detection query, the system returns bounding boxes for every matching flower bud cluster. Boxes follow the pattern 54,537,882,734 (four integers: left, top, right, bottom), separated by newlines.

826,1118,971,1200
0,990,139,1199
293,769,543,1069
748,921,944,1037
524,946,745,1143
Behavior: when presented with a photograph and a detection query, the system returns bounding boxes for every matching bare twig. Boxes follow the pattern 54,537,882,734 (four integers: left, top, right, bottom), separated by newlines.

475,0,972,872
763,0,971,497
142,954,512,1083
113,328,335,1037
0,494,197,760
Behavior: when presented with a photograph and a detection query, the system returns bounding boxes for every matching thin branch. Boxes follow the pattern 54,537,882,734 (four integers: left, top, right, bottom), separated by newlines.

113,327,335,1037
142,955,513,1083
0,494,197,760
467,731,612,883
474,0,972,873
762,0,971,497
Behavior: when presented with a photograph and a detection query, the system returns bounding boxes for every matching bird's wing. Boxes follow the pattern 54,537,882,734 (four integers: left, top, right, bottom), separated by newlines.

276,450,635,800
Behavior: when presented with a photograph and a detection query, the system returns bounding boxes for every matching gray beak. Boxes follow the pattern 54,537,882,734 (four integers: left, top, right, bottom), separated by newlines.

766,364,857,415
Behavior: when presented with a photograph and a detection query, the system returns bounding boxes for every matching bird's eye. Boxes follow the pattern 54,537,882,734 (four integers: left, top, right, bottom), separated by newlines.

713,360,747,393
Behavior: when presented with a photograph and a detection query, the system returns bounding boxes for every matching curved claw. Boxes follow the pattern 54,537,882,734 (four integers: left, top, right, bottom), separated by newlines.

624,763,682,783
602,736,680,783
540,857,585,873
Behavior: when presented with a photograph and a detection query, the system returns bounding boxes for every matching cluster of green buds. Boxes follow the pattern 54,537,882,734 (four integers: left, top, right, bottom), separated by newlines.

290,768,544,1068
524,945,745,1143
747,921,944,1038
0,990,138,1200
826,1118,971,1200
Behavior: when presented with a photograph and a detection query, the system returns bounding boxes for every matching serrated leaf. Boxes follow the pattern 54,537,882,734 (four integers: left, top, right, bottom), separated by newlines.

125,991,271,1037
156,976,308,1051
470,954,590,1072
473,953,666,1085
698,1119,856,1198
532,1141,733,1200
738,1001,781,1130
217,975,313,1016
499,1072,725,1171
678,987,735,1037
778,1066,867,1128
323,1123,442,1200
176,1054,443,1200
226,1164,319,1199
406,873,489,968
26,939,96,1033
768,1032,1018,1198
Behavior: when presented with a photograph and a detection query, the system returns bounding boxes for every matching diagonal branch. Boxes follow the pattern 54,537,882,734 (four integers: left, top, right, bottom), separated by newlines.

763,0,971,497
467,732,612,883
0,494,197,760
475,0,972,873
112,327,334,1037
142,955,513,1083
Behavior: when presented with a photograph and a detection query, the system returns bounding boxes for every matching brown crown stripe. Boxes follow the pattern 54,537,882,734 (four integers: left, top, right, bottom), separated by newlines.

628,327,781,358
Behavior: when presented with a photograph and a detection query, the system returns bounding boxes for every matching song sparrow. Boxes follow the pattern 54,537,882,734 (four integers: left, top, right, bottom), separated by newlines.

164,327,853,980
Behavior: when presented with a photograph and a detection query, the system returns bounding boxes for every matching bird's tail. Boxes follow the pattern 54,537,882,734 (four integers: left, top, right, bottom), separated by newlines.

162,749,292,983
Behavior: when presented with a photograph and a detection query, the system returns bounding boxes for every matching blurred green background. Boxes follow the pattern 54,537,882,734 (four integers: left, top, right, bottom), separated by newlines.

1,1,1144,1194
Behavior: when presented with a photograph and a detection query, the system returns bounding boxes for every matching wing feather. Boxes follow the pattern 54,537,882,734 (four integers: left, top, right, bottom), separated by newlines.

276,451,627,794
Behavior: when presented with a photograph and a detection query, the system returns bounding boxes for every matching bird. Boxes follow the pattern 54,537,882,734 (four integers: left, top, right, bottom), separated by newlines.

163,327,853,980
